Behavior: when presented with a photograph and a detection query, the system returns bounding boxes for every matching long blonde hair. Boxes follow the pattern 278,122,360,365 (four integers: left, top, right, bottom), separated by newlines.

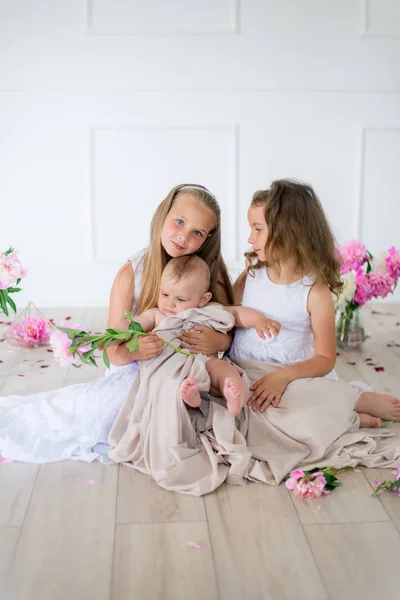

245,179,343,297
138,184,234,312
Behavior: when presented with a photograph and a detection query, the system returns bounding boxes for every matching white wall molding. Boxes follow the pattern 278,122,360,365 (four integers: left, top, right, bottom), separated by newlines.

355,125,400,241
85,0,240,36
88,124,240,265
360,0,400,39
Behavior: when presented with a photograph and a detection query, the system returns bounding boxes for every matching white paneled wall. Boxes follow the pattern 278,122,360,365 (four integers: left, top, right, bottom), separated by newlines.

1,0,399,306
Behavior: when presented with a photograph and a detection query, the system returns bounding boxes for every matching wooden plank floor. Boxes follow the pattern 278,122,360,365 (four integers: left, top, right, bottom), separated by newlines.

0,304,400,600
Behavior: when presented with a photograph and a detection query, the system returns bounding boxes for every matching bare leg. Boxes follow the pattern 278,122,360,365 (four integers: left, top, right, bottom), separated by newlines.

355,392,400,421
206,358,247,417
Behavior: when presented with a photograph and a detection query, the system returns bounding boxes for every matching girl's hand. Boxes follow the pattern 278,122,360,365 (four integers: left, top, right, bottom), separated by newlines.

255,315,281,339
134,332,164,360
248,371,290,412
178,326,227,355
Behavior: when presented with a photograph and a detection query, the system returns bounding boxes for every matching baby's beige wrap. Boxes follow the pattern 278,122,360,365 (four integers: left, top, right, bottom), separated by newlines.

109,305,400,496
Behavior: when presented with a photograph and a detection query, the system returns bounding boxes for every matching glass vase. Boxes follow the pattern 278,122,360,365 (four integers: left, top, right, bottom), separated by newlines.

336,307,365,351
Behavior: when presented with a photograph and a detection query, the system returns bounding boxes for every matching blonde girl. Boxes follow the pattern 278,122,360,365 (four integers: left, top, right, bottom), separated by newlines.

107,183,234,366
0,183,234,463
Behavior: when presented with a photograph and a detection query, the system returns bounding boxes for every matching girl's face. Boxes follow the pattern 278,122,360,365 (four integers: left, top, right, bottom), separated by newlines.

247,204,268,261
161,193,216,258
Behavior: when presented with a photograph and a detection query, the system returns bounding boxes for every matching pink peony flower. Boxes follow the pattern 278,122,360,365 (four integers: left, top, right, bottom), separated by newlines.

0,251,26,290
385,246,400,282
77,343,92,355
368,270,395,299
285,470,329,499
10,316,51,346
50,322,93,367
50,329,74,367
354,268,374,306
289,469,305,480
391,468,400,481
337,240,368,274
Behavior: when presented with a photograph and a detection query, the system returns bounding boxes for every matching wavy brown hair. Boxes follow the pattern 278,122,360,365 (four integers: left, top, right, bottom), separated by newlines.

138,184,234,312
245,179,343,297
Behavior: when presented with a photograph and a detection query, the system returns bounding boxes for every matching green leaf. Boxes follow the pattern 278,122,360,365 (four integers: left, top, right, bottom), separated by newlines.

102,339,114,369
128,320,145,333
126,335,140,353
57,326,87,338
0,292,9,317
111,332,132,341
16,278,21,285
4,247,14,255
6,287,21,294
103,352,110,368
6,295,17,314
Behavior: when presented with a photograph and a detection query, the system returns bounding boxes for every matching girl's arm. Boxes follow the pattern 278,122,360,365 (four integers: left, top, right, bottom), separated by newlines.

248,283,336,412
280,283,337,382
224,305,280,337
106,262,163,366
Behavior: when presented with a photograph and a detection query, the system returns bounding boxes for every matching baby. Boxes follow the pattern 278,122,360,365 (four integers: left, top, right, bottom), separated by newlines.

134,255,280,416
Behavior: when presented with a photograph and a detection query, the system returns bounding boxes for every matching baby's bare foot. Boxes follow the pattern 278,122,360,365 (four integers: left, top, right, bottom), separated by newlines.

359,413,382,428
181,376,202,408
356,392,400,421
223,377,246,417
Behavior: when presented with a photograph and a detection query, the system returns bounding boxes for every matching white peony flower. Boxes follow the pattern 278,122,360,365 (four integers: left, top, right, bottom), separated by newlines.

335,271,356,312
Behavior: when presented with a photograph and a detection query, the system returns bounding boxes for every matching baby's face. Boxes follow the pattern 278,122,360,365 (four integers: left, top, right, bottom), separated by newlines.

158,273,210,317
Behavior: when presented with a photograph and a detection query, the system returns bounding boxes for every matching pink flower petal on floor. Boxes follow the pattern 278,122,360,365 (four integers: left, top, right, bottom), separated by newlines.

0,457,13,463
186,541,201,549
65,316,72,320
375,480,381,486
46,349,53,353
374,366,385,372
86,479,100,485
17,373,25,377
40,365,50,369
0,359,3,363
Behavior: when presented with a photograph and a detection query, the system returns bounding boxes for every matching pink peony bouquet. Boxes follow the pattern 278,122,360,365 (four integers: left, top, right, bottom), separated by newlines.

51,311,192,369
335,241,400,347
10,316,51,348
0,248,26,316
285,467,341,499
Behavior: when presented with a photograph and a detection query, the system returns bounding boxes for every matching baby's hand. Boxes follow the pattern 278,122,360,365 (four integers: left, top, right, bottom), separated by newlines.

255,315,281,339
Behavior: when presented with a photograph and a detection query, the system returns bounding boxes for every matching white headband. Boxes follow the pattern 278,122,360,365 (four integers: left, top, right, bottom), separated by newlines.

176,185,217,202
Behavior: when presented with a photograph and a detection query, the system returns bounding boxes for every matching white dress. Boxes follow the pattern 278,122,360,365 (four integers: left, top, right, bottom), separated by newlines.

229,268,370,396
0,250,146,463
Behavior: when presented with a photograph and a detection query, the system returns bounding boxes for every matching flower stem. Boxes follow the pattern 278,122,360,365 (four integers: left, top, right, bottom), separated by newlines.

159,337,194,357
